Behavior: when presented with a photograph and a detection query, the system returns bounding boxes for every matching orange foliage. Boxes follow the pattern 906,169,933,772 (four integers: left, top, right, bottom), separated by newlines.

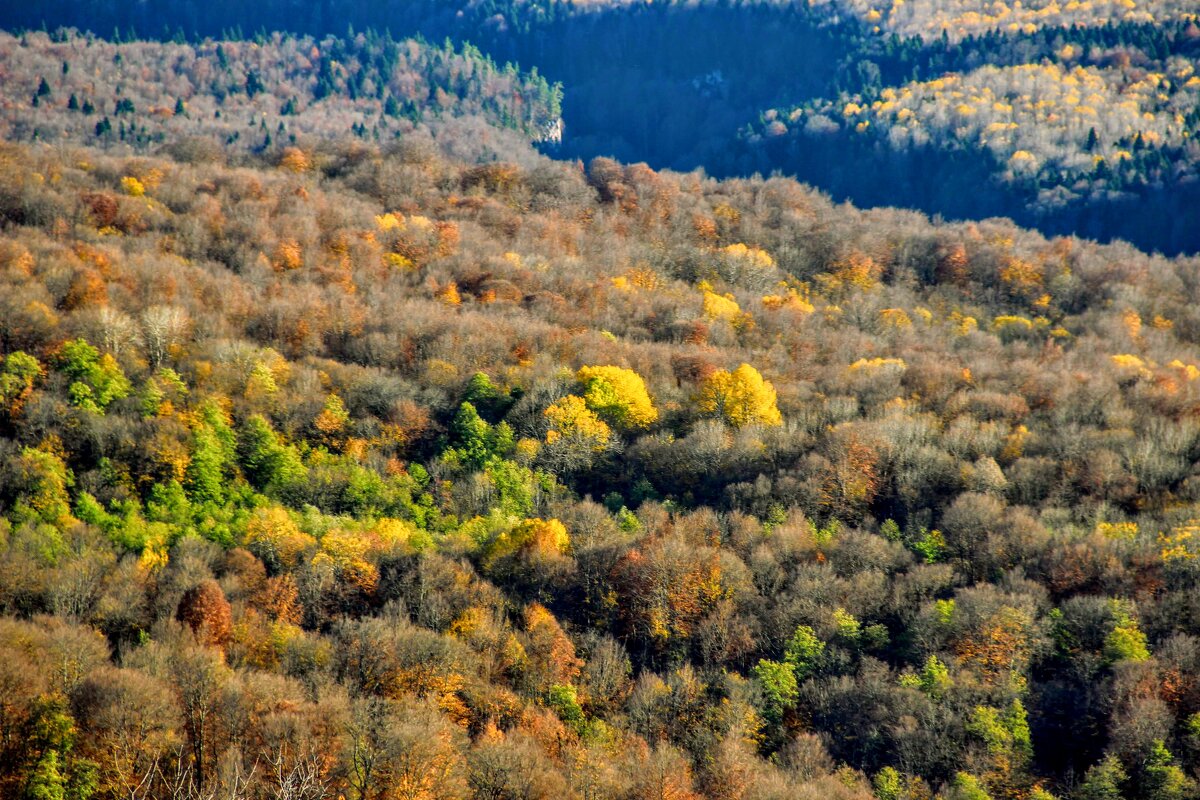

273,239,304,271
938,242,969,284
63,268,109,310
955,606,1033,689
999,256,1043,297
256,574,302,625
523,603,582,690
279,147,312,173
1121,308,1142,341
830,250,881,290
612,535,727,648
692,214,719,242
435,220,460,257
818,433,882,518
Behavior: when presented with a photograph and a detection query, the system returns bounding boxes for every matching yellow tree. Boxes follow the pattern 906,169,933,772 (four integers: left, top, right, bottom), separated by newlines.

702,289,742,325
542,395,613,473
545,395,610,444
696,364,782,427
244,506,315,572
486,518,571,564
314,393,351,448
576,365,658,429
521,603,582,694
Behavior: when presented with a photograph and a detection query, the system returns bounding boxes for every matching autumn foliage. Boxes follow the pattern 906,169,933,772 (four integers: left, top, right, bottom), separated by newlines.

1,63,1200,800
695,364,783,428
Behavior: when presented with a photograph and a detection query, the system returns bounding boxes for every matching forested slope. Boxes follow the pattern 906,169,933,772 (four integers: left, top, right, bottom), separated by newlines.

3,129,1200,799
814,0,1199,40
748,18,1200,255
5,3,1200,253
0,30,562,156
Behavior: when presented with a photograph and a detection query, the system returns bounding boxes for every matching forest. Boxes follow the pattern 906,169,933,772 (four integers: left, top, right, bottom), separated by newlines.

0,31,563,154
4,0,1200,253
5,70,1200,795
4,3,1200,800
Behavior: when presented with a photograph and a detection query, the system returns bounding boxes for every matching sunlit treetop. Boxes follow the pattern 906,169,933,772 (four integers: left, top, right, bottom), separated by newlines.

576,365,658,429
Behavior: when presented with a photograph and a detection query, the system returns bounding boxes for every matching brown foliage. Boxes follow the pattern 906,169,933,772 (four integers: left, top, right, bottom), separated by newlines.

176,579,234,648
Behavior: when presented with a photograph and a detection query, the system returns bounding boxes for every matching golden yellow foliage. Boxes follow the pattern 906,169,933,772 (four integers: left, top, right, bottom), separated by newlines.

576,365,658,428
1096,521,1138,540
245,506,316,570
120,176,145,196
487,517,571,566
137,547,169,573
1121,308,1142,340
318,528,379,594
375,212,405,231
696,363,783,427
626,265,661,289
702,289,742,323
385,252,415,270
992,315,1034,332
1000,257,1043,293
373,518,416,548
848,357,907,371
1168,360,1200,381
950,312,978,336
721,242,775,269
612,266,661,291
544,395,612,450
273,240,303,272
1110,354,1150,378
880,308,913,328
762,287,815,313
138,168,164,190
1160,521,1200,562
831,251,881,290
1001,424,1029,460
513,438,540,465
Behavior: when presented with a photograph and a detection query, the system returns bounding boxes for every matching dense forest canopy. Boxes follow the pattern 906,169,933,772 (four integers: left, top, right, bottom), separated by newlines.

4,2,1200,252
4,110,1200,797
812,0,1200,40
4,3,1200,800
0,30,563,154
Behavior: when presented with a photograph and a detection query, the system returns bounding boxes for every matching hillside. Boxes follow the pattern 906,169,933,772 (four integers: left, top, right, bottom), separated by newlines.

813,0,1199,41
0,30,562,156
4,4,1200,800
5,1,1200,254
3,127,1200,798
